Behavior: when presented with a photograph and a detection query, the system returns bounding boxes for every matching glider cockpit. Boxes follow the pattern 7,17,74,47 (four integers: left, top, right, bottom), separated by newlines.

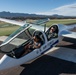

0,24,47,58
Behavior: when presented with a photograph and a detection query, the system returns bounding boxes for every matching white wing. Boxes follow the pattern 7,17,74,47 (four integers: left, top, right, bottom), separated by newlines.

60,24,76,39
0,18,49,31
0,18,26,26
62,24,76,39
62,31,76,39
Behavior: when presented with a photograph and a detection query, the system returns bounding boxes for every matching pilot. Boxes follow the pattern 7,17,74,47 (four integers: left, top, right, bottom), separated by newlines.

47,26,58,40
23,35,42,55
28,35,42,50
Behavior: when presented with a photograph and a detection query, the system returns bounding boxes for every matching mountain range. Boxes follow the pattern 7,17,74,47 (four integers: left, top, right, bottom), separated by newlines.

0,11,75,18
0,11,46,17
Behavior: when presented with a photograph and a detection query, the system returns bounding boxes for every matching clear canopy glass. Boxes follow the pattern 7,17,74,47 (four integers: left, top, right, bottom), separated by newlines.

0,24,34,53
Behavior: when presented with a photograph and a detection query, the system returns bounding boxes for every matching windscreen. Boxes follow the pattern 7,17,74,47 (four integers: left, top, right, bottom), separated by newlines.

3,24,29,44
0,24,31,53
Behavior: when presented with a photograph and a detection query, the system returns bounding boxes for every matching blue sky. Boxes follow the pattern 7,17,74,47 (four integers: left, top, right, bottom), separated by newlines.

0,0,76,16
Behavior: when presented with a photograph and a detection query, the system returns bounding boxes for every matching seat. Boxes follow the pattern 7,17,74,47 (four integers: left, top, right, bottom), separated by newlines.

33,31,45,45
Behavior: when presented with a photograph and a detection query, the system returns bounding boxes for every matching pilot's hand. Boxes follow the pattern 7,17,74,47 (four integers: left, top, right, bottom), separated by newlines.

28,45,32,48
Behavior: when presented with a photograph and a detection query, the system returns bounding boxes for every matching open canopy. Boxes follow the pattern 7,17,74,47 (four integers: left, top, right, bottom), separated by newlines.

0,24,35,53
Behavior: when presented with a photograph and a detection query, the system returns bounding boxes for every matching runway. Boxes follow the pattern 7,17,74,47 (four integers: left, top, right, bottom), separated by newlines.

0,29,76,75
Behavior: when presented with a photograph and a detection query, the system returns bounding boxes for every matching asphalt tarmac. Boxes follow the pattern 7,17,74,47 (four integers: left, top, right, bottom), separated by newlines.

0,47,76,75
0,28,76,75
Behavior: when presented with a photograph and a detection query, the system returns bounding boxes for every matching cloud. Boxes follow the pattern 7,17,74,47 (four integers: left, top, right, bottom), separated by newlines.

36,3,76,16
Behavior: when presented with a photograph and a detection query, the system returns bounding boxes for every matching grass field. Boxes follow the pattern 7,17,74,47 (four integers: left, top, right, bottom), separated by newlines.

0,19,76,36
46,19,76,27
0,26,19,36
0,22,19,36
